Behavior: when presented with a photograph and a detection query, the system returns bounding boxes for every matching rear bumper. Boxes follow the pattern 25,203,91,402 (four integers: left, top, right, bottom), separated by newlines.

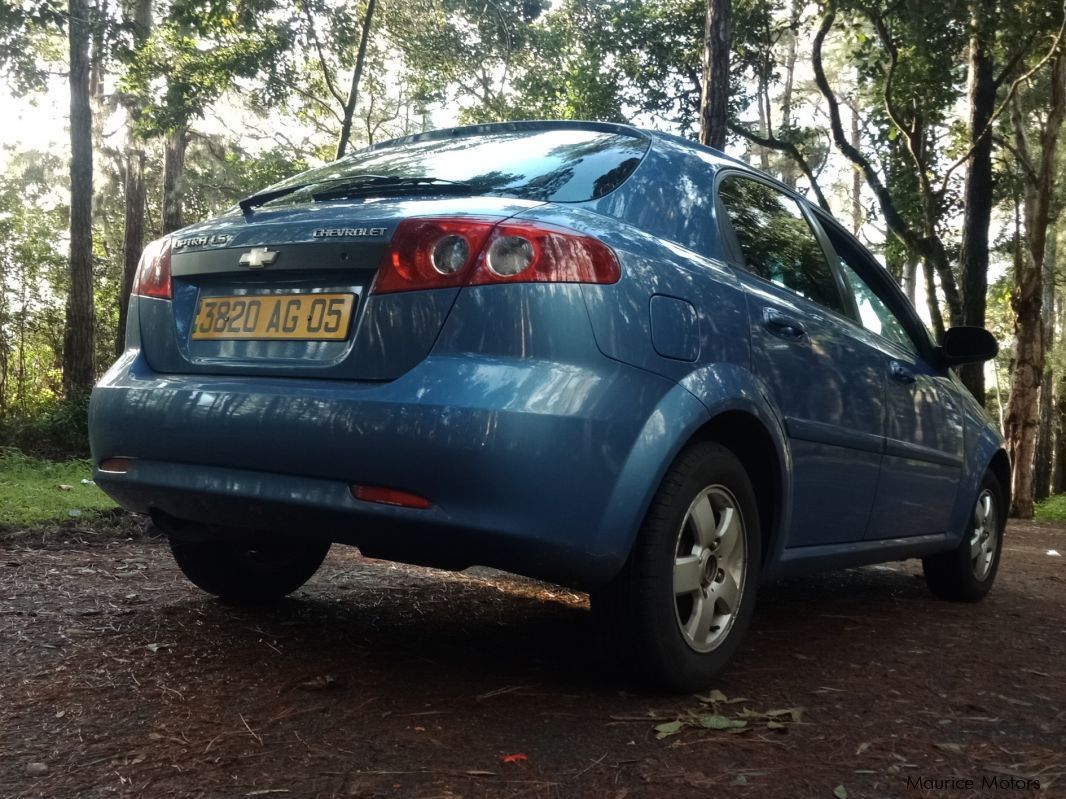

90,350,704,588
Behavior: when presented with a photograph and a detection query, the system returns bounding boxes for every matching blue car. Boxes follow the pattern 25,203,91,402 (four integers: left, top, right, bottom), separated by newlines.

90,120,1006,690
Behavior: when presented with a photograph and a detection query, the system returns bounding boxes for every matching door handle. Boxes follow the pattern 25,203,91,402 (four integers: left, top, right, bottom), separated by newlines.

889,360,917,384
762,309,807,341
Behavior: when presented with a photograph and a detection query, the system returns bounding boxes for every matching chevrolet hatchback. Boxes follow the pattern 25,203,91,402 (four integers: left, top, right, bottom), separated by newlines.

90,121,1007,691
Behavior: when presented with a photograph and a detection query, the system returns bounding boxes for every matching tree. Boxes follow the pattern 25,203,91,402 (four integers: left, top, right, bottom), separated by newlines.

334,0,375,159
63,0,95,399
116,0,152,354
699,0,732,148
1004,49,1066,518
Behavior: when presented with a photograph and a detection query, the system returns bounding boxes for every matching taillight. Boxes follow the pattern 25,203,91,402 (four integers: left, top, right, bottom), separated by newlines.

131,237,173,299
468,222,620,286
373,218,496,294
373,217,619,294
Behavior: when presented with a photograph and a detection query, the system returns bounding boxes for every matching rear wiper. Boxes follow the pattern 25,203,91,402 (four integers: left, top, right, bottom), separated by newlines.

310,176,476,202
239,183,310,215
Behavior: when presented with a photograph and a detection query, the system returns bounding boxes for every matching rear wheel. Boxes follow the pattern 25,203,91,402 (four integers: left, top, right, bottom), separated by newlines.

593,441,761,692
169,537,331,603
922,471,1004,602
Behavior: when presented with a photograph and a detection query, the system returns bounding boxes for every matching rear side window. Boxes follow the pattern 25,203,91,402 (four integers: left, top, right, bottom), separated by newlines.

718,177,846,314
260,128,649,207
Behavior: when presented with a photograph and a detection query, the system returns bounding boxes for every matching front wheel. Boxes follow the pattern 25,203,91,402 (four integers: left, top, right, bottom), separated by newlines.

922,471,1005,602
592,441,761,692
169,536,331,603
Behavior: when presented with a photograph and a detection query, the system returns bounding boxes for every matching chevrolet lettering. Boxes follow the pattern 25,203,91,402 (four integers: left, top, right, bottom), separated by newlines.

312,227,387,238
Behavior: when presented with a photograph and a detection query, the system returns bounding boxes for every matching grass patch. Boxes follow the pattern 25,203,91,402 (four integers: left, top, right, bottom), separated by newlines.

1035,494,1066,524
0,449,117,531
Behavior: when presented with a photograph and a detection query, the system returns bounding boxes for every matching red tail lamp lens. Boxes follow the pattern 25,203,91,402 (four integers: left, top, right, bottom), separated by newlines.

373,217,620,294
351,485,433,510
468,222,621,285
132,237,173,299
373,218,496,294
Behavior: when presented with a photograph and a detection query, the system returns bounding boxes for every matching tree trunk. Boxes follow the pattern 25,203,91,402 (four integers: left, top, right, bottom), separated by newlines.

161,127,188,235
116,0,152,355
63,0,96,399
1053,294,1066,494
335,0,376,161
777,0,801,188
117,150,145,354
850,97,862,234
1034,226,1057,501
1005,52,1066,518
902,254,918,305
957,3,996,405
922,260,946,342
698,0,732,150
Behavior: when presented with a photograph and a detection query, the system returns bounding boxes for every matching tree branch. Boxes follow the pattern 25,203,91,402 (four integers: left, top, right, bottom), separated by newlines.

300,2,348,110
939,2,1066,193
728,121,831,211
811,8,915,251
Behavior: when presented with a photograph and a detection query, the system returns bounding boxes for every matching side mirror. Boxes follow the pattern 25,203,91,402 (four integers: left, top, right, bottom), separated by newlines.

938,326,998,367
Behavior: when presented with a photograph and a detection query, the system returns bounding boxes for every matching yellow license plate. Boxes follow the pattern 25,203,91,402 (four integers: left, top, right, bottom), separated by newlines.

191,293,355,341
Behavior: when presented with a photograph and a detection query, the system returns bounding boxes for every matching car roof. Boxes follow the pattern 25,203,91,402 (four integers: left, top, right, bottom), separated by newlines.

363,119,797,198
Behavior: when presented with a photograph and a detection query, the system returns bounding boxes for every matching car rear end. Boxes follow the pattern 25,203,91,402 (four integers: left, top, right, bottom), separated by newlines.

90,123,688,588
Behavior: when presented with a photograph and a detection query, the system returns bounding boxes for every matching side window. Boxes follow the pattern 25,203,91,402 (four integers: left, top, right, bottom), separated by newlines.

823,225,915,352
718,176,846,314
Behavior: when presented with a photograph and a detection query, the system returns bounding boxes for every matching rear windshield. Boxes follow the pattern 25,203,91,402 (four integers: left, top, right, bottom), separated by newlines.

258,128,650,207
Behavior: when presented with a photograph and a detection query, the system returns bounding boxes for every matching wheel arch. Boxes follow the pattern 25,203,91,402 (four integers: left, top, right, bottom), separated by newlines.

689,409,788,573
988,448,1011,513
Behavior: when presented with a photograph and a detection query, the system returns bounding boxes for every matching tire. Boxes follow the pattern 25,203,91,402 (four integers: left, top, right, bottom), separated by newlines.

169,536,331,603
592,441,761,692
922,470,1005,602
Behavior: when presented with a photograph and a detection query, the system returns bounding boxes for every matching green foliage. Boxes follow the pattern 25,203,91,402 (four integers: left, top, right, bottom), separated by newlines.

0,448,115,530
1035,493,1066,523
0,397,90,459
122,0,295,135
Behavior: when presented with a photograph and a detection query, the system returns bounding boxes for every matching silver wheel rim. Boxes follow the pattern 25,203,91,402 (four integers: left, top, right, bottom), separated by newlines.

672,485,747,653
970,489,998,581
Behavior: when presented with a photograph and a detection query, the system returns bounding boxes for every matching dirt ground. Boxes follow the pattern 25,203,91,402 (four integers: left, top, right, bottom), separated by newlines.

1,520,1064,799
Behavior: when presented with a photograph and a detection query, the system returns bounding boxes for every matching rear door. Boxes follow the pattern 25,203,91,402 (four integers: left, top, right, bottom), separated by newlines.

817,220,965,538
717,174,885,547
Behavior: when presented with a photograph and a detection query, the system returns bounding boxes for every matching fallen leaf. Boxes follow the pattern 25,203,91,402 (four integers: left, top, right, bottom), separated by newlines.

699,689,729,704
654,720,684,739
766,707,805,723
699,715,747,731
766,720,786,730
58,484,73,491
833,785,848,799
500,753,528,764
935,743,964,754
856,742,870,755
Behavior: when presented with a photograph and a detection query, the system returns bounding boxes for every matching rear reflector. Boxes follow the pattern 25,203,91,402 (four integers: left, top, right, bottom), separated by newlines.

351,485,433,509
99,457,132,474
372,217,620,294
132,237,173,299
